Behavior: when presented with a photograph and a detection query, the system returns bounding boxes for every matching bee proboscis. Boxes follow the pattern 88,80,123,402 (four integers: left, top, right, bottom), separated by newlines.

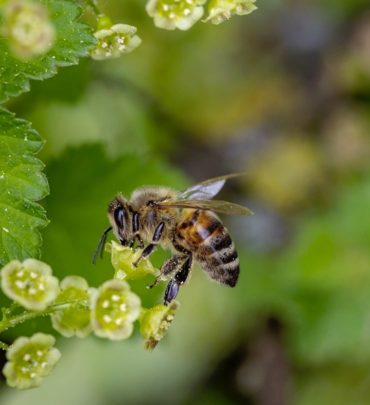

93,174,253,305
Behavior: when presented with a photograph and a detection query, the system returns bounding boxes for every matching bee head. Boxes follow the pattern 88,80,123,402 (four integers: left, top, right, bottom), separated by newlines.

108,195,131,245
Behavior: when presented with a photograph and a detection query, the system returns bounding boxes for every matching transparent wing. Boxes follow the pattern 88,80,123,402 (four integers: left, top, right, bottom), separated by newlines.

178,173,244,200
157,199,253,216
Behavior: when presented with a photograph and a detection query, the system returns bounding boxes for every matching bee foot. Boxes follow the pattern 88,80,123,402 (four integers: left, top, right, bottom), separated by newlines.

164,280,179,305
147,277,161,289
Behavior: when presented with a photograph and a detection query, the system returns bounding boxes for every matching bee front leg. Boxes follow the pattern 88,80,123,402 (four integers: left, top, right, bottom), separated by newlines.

164,254,192,305
136,234,144,249
128,234,144,249
129,212,144,249
132,222,165,267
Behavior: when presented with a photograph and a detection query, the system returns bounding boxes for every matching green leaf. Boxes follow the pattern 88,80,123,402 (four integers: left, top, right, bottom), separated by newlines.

0,0,95,102
0,108,49,265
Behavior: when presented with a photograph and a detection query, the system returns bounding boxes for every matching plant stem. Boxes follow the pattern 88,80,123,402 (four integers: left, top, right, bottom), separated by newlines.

0,299,89,339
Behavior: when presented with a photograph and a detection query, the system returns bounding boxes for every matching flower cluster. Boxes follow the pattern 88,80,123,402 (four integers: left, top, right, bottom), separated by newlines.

0,243,180,390
91,15,141,60
1,0,56,60
145,0,257,30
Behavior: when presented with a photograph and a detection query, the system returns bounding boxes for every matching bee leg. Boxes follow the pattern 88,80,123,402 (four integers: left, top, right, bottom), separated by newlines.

164,254,192,305
128,239,135,248
174,254,192,285
164,280,180,306
128,234,144,249
130,213,144,249
136,235,144,249
147,254,186,289
132,222,165,267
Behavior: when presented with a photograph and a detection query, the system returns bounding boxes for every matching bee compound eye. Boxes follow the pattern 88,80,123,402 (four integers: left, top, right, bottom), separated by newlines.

114,206,125,229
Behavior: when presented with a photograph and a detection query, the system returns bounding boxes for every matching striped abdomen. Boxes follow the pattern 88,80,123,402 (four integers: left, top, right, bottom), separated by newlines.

176,209,240,287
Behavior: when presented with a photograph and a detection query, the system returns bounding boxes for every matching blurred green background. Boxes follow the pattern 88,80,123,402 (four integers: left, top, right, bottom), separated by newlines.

1,0,370,403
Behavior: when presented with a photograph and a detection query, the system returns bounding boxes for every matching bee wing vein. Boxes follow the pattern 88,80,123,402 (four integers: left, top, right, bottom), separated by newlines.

177,173,245,201
157,199,253,216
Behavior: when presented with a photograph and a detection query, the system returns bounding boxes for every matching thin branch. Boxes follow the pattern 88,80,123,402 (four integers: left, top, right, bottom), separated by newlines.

0,299,89,335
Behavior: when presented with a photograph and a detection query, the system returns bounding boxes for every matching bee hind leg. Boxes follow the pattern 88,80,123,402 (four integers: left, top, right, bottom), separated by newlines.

164,254,192,305
147,254,186,289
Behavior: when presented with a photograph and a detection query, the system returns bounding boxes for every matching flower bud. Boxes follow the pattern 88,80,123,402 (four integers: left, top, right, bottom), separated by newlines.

91,23,141,60
2,0,56,60
90,279,141,340
146,0,205,31
50,276,92,338
0,259,59,311
140,301,178,350
2,333,61,389
106,241,159,281
204,0,257,25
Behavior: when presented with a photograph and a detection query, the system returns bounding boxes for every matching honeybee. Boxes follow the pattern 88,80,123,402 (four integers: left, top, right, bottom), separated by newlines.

93,174,253,305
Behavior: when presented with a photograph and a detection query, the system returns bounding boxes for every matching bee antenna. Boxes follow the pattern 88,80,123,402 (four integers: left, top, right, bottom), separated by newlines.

92,226,112,264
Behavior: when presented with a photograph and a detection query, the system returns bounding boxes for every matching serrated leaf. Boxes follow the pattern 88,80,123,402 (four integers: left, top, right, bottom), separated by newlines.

0,0,95,102
0,108,49,265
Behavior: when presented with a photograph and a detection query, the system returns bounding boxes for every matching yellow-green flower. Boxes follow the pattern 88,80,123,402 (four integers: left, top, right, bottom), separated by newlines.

2,333,61,389
140,301,178,350
90,280,141,340
106,241,159,281
0,259,59,311
204,0,257,25
146,0,206,31
50,276,92,338
2,0,56,60
91,23,141,60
